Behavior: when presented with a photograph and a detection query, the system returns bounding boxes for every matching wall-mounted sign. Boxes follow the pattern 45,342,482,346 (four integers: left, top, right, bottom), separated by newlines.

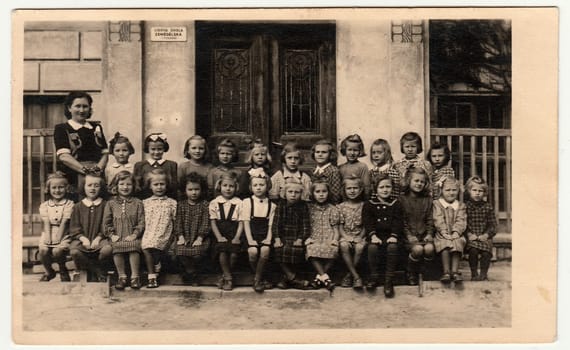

150,27,187,42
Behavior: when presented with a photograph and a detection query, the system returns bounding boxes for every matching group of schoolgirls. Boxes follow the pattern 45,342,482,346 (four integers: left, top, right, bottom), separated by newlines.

38,130,497,298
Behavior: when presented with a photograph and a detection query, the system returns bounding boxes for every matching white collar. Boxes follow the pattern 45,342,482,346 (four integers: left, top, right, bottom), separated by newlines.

47,198,70,207
314,163,331,174
82,198,103,207
67,119,93,130
248,167,268,177
283,168,302,179
148,195,168,201
401,155,420,163
215,195,240,204
147,159,166,166
373,162,392,172
373,198,397,206
438,198,459,210
111,162,133,168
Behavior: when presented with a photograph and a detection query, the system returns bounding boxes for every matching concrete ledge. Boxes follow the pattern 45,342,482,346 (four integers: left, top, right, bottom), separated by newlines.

23,278,108,298
23,273,510,301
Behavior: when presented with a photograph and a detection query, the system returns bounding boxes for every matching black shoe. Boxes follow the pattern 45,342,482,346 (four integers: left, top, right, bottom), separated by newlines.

310,278,322,289
115,277,128,290
440,272,451,284
407,273,418,286
253,279,265,293
60,270,71,282
39,270,56,282
290,278,310,290
262,280,273,290
130,277,141,289
276,276,290,289
147,277,158,288
366,280,378,290
324,279,335,291
452,272,463,283
384,279,395,298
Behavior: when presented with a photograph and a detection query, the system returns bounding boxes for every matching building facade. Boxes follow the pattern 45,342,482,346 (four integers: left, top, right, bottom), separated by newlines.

22,19,511,256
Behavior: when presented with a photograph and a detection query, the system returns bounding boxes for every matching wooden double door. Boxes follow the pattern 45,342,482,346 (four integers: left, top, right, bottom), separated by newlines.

195,22,336,168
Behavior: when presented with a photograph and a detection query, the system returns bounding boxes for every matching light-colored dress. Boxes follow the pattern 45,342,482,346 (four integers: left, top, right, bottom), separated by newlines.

306,203,340,259
338,201,366,246
38,199,74,248
432,198,467,253
142,195,177,250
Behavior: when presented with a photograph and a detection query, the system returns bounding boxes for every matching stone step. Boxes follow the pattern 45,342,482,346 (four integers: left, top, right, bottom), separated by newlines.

22,272,510,300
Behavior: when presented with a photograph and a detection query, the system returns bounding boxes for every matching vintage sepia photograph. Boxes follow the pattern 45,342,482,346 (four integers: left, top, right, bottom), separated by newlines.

10,7,557,345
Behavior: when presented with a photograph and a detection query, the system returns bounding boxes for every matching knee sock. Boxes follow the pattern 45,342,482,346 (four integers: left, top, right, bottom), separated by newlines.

385,244,399,281
468,248,480,275
480,251,492,277
255,256,267,281
368,245,380,280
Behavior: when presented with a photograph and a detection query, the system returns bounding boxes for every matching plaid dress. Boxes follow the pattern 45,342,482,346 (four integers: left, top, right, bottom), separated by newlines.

430,166,456,199
103,196,145,253
269,169,312,202
466,200,497,253
272,199,311,264
174,199,211,257
311,164,342,204
369,163,401,201
393,156,433,181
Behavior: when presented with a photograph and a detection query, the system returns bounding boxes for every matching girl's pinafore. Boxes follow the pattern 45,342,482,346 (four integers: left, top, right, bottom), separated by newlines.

214,201,240,254
248,197,272,245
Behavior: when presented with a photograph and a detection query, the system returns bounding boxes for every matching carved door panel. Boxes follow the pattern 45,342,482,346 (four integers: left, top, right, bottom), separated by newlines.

196,22,336,167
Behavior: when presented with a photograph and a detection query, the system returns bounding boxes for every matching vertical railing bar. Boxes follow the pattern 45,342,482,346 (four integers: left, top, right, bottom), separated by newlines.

458,135,464,202
470,135,477,177
435,135,440,143
482,136,488,182
506,136,512,233
39,135,46,205
27,136,33,236
494,136,500,223
51,137,57,172
447,135,453,174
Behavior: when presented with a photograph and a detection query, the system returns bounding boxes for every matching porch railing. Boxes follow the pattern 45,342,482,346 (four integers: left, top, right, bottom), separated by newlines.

430,128,512,233
23,129,57,237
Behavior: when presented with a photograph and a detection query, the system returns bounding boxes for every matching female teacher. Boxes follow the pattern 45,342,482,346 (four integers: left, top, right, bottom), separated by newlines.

53,91,108,197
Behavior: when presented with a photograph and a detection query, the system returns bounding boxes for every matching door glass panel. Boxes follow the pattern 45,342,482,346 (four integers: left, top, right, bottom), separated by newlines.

282,49,318,133
213,48,251,133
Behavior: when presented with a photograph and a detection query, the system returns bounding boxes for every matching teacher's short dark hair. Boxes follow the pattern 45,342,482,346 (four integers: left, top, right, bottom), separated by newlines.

63,91,93,119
